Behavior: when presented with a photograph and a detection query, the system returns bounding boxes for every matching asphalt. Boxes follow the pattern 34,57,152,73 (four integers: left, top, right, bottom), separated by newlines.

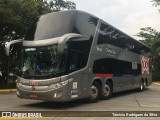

0,82,159,93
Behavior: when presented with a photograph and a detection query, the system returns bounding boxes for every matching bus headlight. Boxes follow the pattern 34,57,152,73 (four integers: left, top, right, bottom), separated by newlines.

53,91,63,98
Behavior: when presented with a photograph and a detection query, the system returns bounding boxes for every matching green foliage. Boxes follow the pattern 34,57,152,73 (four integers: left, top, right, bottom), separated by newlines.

0,0,76,88
137,27,160,81
152,0,160,7
152,0,160,12
0,0,76,42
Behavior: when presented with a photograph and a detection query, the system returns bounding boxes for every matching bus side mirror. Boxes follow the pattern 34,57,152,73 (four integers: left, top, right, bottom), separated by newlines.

5,39,23,56
5,39,23,75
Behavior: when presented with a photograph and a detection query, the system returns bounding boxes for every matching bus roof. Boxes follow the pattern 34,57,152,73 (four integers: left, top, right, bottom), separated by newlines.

48,10,150,50
25,10,150,51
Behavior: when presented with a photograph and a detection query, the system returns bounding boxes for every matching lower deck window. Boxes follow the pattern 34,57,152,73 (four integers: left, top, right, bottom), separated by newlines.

93,58,141,75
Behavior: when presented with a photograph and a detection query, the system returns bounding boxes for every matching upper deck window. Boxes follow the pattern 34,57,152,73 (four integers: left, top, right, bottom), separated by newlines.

97,23,151,55
25,11,76,40
25,11,98,41
73,12,98,37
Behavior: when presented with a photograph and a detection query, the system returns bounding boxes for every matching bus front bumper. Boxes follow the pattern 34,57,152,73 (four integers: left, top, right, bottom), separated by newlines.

16,83,69,102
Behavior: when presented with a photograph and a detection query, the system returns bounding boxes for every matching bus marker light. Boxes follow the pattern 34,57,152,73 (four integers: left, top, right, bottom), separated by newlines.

16,80,19,83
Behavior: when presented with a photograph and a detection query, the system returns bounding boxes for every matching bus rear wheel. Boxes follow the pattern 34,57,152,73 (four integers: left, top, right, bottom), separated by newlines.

101,81,112,100
87,82,100,103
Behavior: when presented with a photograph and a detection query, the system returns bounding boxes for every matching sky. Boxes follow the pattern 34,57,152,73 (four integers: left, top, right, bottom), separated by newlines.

71,0,160,40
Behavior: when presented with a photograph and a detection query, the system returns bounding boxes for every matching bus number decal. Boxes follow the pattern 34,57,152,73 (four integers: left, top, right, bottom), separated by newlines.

141,57,149,74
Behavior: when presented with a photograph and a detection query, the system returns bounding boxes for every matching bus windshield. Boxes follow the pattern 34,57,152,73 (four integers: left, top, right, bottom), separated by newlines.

21,44,65,79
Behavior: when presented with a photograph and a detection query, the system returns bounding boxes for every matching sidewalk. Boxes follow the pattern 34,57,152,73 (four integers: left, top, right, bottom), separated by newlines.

0,82,160,93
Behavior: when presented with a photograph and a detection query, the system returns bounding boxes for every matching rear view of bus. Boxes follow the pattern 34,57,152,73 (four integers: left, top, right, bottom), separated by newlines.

5,10,152,103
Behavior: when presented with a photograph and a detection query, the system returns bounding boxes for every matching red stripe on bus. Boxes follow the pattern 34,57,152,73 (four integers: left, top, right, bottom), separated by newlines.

96,74,113,77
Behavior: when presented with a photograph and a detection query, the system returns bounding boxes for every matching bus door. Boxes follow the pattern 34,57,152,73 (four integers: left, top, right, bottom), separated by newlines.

66,38,91,99
67,51,83,99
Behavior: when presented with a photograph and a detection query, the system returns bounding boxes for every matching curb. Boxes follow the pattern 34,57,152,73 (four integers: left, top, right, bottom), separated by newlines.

0,89,16,93
152,82,160,86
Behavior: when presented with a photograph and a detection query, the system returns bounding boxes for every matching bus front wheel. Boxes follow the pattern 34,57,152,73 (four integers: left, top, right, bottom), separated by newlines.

87,82,100,103
138,80,144,92
143,80,147,90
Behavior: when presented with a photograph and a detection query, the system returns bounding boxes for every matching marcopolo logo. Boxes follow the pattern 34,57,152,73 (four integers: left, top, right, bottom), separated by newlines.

141,56,149,74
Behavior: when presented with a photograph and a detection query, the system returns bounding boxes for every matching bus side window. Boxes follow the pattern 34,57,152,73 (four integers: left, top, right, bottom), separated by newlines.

67,39,92,73
93,58,141,75
69,52,78,71
68,51,86,72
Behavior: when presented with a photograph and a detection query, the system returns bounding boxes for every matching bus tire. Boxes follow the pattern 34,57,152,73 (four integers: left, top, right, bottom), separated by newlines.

138,80,144,92
101,81,112,100
87,82,100,103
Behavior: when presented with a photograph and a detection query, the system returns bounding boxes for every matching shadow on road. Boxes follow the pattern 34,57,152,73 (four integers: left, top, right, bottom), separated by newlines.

22,88,151,110
23,99,89,110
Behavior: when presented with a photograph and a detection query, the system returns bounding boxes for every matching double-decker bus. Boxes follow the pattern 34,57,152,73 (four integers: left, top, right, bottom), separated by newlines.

5,10,152,103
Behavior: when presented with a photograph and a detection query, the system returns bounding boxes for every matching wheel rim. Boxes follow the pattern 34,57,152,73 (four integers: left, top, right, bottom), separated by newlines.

90,85,98,99
140,81,143,90
103,84,110,97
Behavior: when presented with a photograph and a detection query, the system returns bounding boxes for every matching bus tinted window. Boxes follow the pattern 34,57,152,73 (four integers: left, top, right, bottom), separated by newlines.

98,23,127,47
93,58,141,75
67,39,92,72
25,11,76,40
73,12,98,37
26,11,98,41
97,23,151,55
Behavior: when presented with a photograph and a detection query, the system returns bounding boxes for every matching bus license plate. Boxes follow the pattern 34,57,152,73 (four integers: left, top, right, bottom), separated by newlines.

30,94,38,99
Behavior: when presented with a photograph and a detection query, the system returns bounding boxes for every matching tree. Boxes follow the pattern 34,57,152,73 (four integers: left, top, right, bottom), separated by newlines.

152,0,160,12
152,0,160,6
137,27,160,81
0,0,76,42
0,0,76,88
